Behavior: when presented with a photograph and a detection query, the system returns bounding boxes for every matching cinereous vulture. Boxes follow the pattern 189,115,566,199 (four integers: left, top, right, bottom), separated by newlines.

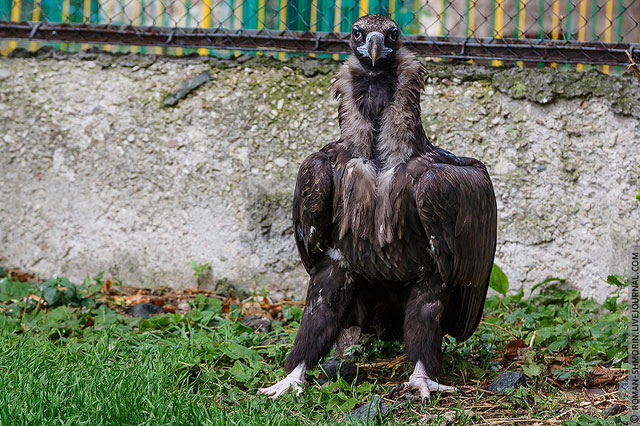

258,14,497,404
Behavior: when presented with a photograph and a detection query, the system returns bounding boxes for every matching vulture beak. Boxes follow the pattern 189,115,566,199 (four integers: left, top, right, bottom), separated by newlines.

357,31,392,67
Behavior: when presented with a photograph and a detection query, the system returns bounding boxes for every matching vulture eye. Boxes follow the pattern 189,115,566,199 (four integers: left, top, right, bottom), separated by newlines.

388,28,398,42
352,28,363,41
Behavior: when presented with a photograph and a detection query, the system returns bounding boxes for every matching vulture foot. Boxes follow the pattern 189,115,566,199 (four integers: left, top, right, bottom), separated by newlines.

388,361,461,405
257,362,306,400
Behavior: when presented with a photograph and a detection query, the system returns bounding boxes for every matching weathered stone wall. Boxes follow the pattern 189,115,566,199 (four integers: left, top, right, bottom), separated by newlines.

1,51,638,301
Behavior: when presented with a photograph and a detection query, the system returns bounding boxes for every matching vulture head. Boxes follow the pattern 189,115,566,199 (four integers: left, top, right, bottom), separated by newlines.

350,15,401,69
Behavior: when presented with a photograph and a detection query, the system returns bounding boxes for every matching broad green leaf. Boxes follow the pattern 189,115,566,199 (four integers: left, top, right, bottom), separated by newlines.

488,264,509,296
522,363,543,378
0,278,32,302
602,296,619,312
223,343,261,363
511,287,525,303
607,275,627,288
227,360,256,383
203,297,222,314
94,305,118,327
340,397,360,411
42,286,60,306
282,305,303,323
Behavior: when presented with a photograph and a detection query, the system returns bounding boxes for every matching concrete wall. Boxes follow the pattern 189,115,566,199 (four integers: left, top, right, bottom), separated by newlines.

1,51,638,301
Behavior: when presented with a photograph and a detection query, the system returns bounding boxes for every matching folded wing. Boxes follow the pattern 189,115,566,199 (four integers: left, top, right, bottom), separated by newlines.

292,150,335,273
415,159,497,341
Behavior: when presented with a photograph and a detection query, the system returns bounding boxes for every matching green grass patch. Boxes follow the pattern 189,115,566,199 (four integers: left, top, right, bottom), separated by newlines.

0,269,629,425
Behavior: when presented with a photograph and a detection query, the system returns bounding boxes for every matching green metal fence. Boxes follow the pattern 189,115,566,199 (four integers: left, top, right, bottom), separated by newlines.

1,0,638,71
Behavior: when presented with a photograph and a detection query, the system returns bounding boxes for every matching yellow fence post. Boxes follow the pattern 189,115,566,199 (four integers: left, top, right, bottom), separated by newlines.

491,0,504,66
130,0,141,53
234,1,243,57
60,0,70,50
103,0,114,52
602,0,614,74
278,0,288,60
29,0,41,52
81,0,92,50
576,0,587,70
359,0,368,16
550,0,560,67
176,0,187,56
155,0,164,55
198,0,212,56
8,0,22,52
332,0,342,61
310,0,318,57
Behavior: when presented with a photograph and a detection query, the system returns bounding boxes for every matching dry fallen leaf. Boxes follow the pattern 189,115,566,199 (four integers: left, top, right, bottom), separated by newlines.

548,355,574,374
163,304,176,313
503,339,527,362
124,294,166,307
588,367,618,387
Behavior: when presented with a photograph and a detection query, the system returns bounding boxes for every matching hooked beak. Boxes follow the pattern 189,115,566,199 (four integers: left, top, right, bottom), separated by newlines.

367,32,384,67
356,31,393,67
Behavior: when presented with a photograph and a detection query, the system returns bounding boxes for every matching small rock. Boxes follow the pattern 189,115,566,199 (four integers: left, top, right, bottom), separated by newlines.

118,52,156,68
8,48,33,58
236,54,253,63
320,359,358,383
77,47,101,60
35,46,56,58
177,301,191,312
127,303,163,318
444,410,457,423
443,409,475,425
487,371,527,394
619,375,629,398
273,158,287,167
241,315,271,333
585,388,606,397
164,71,213,107
348,395,389,424
0,68,10,81
602,404,626,417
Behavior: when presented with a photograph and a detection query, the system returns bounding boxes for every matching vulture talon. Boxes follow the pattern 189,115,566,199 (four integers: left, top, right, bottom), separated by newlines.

257,362,307,400
387,383,406,398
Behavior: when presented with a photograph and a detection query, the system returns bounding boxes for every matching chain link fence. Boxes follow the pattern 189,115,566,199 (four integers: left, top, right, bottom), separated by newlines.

1,0,638,70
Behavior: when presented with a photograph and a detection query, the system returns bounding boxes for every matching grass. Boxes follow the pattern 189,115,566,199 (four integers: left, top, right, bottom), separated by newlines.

0,267,630,425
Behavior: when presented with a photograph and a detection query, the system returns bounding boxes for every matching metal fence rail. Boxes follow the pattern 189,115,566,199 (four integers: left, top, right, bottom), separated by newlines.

1,0,638,70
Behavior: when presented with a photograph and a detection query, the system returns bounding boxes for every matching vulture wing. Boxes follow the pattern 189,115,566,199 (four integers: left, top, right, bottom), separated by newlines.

292,149,335,273
415,159,497,341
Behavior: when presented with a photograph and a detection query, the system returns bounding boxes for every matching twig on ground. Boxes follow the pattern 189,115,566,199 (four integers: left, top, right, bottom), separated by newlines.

20,295,30,321
479,320,519,340
626,50,640,83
